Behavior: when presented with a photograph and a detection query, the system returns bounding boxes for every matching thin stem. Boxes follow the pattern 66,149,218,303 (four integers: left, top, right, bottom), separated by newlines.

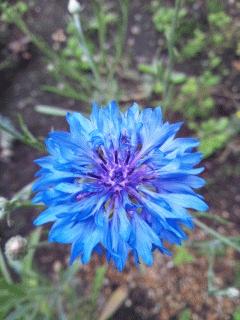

57,295,67,320
14,12,96,96
0,245,13,284
0,58,13,71
116,0,129,62
207,247,216,294
0,122,44,152
163,0,182,112
93,0,107,67
195,212,230,225
15,17,56,60
73,13,101,85
28,240,50,250
91,265,107,304
107,0,129,83
0,123,22,141
188,236,240,248
195,219,240,253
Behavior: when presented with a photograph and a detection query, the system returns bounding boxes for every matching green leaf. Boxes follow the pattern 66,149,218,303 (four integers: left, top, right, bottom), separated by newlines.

42,85,89,101
0,115,21,140
181,29,206,59
22,228,42,274
173,246,195,266
138,63,158,75
195,219,240,253
11,182,33,203
179,308,191,320
35,105,72,117
233,307,240,320
91,266,107,304
170,72,187,84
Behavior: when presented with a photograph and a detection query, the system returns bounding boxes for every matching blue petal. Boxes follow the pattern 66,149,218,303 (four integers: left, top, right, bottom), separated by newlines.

66,112,93,138
130,214,163,266
49,219,80,243
159,193,208,211
34,204,68,225
70,220,103,264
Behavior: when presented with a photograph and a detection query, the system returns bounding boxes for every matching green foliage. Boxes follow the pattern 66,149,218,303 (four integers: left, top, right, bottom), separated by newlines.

0,230,55,320
170,72,187,85
138,62,161,76
0,1,28,23
0,233,106,320
173,246,195,267
208,9,232,51
91,266,107,304
153,5,187,34
189,117,231,158
138,60,187,96
88,4,117,31
176,70,220,121
208,52,221,69
234,262,240,288
181,29,206,59
179,308,191,320
181,77,198,95
2,1,129,104
62,22,90,71
233,307,240,320
206,0,224,13
208,11,231,29
0,115,44,152
149,1,236,133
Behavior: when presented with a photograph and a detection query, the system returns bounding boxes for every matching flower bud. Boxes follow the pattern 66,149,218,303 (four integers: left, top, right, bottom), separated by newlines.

5,235,28,261
225,287,239,298
68,0,82,14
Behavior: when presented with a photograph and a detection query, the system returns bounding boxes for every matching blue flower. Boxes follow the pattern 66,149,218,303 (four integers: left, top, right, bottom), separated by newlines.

33,101,208,271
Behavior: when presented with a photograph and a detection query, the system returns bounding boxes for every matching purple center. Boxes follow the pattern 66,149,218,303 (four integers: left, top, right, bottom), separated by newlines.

91,147,154,195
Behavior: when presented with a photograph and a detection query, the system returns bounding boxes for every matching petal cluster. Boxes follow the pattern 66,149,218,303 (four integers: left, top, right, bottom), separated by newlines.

33,101,208,271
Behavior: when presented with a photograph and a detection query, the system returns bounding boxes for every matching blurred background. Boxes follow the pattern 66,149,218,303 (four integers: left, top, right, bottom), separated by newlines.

0,0,240,319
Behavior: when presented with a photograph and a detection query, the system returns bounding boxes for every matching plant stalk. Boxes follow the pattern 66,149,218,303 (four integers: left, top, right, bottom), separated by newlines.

0,245,13,284
73,13,101,86
107,0,129,84
195,219,240,253
163,0,182,112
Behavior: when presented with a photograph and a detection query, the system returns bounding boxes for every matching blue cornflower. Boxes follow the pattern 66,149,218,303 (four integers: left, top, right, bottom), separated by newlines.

33,101,208,271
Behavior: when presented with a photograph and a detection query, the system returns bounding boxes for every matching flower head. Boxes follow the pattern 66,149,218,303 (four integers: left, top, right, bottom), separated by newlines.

68,0,82,15
33,101,208,271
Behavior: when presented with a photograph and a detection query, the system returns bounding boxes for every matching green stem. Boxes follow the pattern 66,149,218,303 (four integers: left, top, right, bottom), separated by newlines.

207,247,216,294
195,212,229,225
107,0,129,84
57,295,67,320
28,240,50,250
73,13,101,86
14,17,56,60
0,58,13,71
0,122,44,152
195,219,240,253
116,0,129,63
0,246,13,284
93,0,107,67
91,265,107,305
163,0,182,112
